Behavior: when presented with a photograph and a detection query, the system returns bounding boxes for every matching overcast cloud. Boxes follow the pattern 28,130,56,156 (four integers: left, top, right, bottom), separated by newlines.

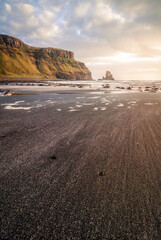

0,0,161,80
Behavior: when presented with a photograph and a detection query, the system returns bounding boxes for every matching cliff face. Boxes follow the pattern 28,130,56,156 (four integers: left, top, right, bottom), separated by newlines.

0,34,92,80
0,35,26,48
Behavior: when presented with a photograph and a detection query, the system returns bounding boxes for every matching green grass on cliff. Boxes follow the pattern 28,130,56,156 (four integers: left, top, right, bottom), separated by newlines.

0,44,91,79
0,46,40,77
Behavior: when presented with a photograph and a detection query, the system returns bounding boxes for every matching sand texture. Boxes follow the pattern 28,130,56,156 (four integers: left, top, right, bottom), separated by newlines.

0,90,161,239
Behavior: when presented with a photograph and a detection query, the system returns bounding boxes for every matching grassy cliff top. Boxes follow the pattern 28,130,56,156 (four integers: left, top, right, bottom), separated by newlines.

0,34,92,80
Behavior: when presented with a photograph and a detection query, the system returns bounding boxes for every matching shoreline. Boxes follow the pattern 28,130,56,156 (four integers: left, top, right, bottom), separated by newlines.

0,78,95,83
0,80,161,94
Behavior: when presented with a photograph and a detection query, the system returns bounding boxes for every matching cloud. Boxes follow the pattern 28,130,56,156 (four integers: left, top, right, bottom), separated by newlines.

15,3,34,16
29,24,60,41
5,3,11,13
94,2,125,24
75,2,90,18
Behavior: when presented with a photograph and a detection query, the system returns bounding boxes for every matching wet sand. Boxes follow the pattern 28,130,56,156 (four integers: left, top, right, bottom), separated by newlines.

0,90,161,239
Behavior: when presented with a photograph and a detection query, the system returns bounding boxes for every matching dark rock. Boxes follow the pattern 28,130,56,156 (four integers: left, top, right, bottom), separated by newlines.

127,87,132,90
50,155,57,160
102,84,110,88
99,171,105,176
0,135,5,139
1,90,13,96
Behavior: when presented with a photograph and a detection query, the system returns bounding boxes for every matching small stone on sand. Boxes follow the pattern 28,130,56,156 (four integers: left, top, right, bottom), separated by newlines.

99,171,105,176
0,135,5,138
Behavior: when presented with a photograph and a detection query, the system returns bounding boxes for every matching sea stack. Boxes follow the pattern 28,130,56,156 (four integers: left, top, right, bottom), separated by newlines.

102,71,114,80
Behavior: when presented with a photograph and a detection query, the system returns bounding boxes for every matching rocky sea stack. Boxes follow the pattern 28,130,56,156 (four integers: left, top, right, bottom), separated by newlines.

0,34,92,80
101,71,114,80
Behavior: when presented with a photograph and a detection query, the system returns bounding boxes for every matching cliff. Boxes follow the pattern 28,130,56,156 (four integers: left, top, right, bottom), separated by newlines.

101,71,114,80
0,34,92,80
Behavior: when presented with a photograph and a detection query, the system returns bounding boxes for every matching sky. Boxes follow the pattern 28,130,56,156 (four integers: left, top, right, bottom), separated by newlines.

0,0,161,80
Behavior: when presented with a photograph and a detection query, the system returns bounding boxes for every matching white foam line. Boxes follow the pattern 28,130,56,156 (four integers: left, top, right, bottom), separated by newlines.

2,102,19,106
144,103,154,105
36,104,43,108
82,103,93,105
76,105,82,108
2,100,25,106
57,109,62,111
4,106,32,110
90,92,104,95
117,103,124,107
88,96,100,99
68,109,78,112
49,101,56,104
93,107,98,111
101,107,106,111
15,101,25,104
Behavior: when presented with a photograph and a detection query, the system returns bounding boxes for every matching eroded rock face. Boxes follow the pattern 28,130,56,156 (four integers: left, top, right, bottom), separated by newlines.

0,34,92,80
40,48,74,59
102,71,114,80
0,35,25,48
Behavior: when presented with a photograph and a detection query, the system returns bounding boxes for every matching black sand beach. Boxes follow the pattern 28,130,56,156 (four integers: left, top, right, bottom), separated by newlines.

0,89,161,239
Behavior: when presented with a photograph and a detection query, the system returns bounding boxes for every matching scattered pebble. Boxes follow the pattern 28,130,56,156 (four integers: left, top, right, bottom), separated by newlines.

0,135,5,139
99,171,105,176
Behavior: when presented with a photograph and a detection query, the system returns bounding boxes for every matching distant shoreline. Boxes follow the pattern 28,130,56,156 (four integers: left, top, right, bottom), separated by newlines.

0,77,94,83
0,79,160,94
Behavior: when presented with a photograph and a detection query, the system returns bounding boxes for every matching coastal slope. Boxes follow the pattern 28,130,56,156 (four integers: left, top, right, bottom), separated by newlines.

0,34,92,80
